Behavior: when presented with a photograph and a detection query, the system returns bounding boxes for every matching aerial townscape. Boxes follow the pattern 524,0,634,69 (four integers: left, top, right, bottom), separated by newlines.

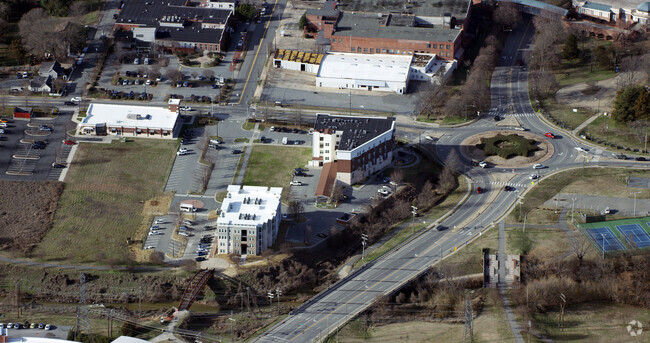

0,0,649,341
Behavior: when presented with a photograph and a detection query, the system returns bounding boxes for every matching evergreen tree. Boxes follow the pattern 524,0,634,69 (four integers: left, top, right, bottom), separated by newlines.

561,34,579,60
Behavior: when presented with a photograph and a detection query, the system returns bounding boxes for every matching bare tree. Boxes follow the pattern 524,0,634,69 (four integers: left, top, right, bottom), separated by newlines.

390,168,404,187
330,182,345,203
149,251,165,264
493,3,522,31
165,69,182,82
569,233,591,266
288,200,304,220
618,54,648,88
69,1,88,20
149,65,161,79
262,249,273,264
202,69,215,80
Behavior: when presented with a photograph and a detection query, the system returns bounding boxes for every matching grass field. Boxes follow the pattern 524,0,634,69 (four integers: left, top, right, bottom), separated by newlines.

539,98,595,130
330,292,514,343
443,226,499,275
531,302,650,343
506,227,571,256
36,139,177,263
582,115,650,153
242,146,312,200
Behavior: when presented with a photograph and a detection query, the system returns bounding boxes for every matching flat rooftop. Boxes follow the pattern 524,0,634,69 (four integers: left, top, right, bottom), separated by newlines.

83,103,179,129
338,0,471,20
332,12,461,42
314,114,395,151
156,21,223,43
577,0,648,10
218,185,282,227
317,52,411,82
117,0,231,27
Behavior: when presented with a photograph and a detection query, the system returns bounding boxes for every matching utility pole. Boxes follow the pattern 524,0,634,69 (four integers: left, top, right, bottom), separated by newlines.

246,287,251,314
601,234,606,260
228,311,236,342
632,191,640,217
276,287,282,315
267,291,275,314
138,286,142,315
15,280,21,317
74,273,91,336
558,293,566,331
361,234,368,260
463,295,473,343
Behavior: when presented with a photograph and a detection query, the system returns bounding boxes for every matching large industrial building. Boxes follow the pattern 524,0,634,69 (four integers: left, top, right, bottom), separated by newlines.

79,100,181,138
216,185,282,256
311,114,396,195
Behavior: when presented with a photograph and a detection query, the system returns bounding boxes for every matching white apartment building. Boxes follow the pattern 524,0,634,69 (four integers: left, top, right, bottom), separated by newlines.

216,185,282,256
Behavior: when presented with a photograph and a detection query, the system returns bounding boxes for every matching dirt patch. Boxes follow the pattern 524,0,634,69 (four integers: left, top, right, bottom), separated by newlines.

0,181,63,255
460,130,554,168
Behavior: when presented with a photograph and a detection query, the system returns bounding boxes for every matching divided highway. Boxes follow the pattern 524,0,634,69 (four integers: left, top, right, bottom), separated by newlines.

256,17,649,343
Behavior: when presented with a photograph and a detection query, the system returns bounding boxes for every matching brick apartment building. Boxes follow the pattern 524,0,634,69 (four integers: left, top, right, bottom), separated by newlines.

310,114,396,189
114,0,233,52
216,185,282,256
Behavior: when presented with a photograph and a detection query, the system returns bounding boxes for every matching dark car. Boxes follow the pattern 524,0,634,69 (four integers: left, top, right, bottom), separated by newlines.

52,163,66,168
615,154,627,160
504,185,514,192
32,143,46,149
195,257,207,262
294,171,305,177
493,116,502,121
436,226,448,231
232,149,242,154
260,136,266,142
636,157,647,161
64,101,77,106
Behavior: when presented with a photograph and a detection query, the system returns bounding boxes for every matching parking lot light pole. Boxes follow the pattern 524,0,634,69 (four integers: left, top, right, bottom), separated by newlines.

632,191,641,217
411,206,418,234
267,291,275,314
601,234,605,260
276,287,282,314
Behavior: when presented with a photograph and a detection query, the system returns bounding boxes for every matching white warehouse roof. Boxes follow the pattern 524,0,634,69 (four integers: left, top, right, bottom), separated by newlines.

82,103,179,129
218,185,282,227
317,53,412,83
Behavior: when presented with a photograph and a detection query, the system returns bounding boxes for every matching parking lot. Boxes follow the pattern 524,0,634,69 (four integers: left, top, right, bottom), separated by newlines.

145,214,217,262
0,112,76,181
0,324,71,340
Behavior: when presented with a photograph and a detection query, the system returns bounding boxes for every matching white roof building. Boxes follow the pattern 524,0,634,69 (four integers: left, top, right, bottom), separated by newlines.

216,185,283,256
316,53,412,94
79,102,180,138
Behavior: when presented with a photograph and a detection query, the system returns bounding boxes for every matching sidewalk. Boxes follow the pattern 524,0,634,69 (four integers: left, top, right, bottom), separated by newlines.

571,113,600,135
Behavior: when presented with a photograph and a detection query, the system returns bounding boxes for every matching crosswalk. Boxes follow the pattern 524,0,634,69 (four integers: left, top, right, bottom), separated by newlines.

486,111,537,117
475,181,528,189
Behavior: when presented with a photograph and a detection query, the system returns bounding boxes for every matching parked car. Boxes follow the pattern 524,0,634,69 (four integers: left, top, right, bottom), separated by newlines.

39,125,53,131
532,164,545,169
232,149,242,154
148,231,162,236
195,257,207,262
134,58,140,64
52,163,66,168
63,140,76,145
544,132,555,139
636,157,647,161
177,148,189,155
316,233,327,238
45,324,51,330
32,143,46,149
290,181,302,186
38,323,45,329
154,219,166,224
615,154,627,160
478,161,487,168
71,97,82,102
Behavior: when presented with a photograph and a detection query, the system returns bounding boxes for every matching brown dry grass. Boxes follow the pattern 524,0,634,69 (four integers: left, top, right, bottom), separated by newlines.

36,139,177,263
0,181,63,255
560,174,650,199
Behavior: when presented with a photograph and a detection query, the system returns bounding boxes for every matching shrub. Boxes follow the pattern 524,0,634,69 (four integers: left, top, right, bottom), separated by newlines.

477,134,539,159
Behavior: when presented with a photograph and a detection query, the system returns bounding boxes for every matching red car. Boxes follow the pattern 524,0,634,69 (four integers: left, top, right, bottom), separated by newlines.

476,187,483,194
544,132,555,139
63,140,76,145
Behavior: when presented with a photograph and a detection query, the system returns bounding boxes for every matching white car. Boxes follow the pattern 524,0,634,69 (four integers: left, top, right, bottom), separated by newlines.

148,231,162,236
45,324,51,330
529,174,538,180
177,148,189,155
144,246,155,250
378,188,390,196
574,147,588,153
145,79,152,85
179,231,189,237
478,161,487,168
154,219,166,224
424,135,434,140
183,220,194,225
290,181,302,186
71,97,83,102
532,164,544,169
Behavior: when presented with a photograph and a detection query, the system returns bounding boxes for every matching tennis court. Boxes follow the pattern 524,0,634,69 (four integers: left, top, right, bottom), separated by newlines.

586,227,626,251
617,224,650,248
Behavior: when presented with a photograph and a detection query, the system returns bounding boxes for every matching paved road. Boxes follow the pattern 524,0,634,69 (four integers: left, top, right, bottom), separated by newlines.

255,17,650,343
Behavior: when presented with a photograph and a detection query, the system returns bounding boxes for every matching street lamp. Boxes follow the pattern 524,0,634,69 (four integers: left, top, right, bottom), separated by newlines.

361,234,368,260
411,206,418,234
267,291,275,314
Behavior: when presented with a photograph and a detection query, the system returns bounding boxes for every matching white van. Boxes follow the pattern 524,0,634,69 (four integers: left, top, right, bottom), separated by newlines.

180,203,196,212
282,137,288,145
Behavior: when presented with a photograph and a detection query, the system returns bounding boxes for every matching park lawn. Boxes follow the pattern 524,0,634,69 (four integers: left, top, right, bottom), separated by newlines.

36,139,177,263
443,226,499,275
506,227,571,256
582,115,650,153
554,63,616,87
530,302,650,343
539,98,595,131
242,145,312,200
